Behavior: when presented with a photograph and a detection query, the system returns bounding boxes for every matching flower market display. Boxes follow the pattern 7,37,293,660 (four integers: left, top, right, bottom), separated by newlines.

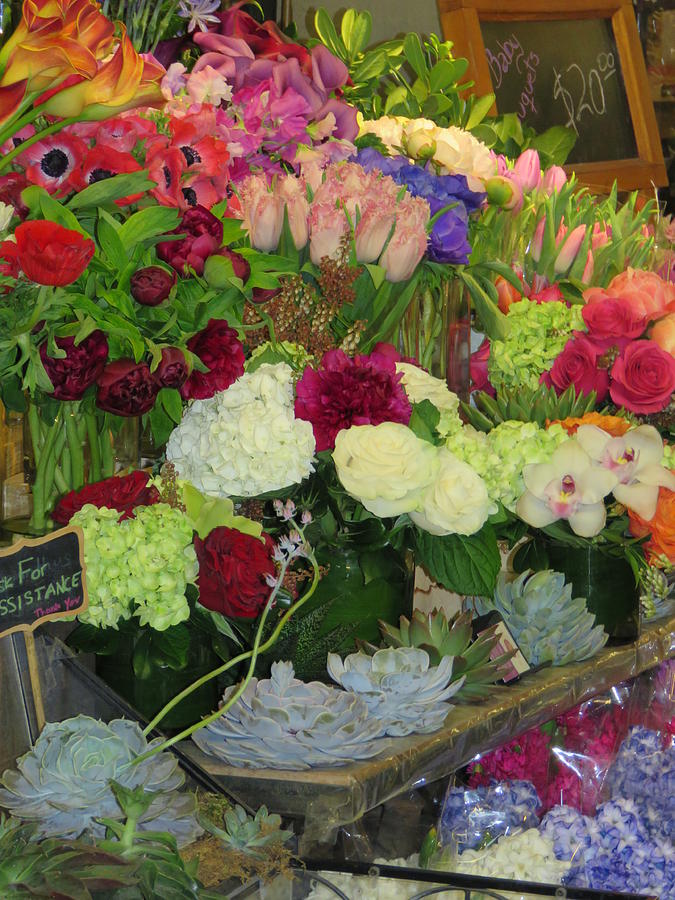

0,0,674,897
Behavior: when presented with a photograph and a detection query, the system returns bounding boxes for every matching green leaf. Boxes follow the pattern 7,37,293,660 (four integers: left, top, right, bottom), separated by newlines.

408,399,441,445
68,172,156,210
149,624,190,670
117,206,180,250
159,387,184,424
460,270,510,340
181,482,263,541
403,32,428,83
341,8,372,58
148,403,175,448
352,50,388,83
314,8,347,60
364,263,386,290
67,623,120,656
530,125,577,167
465,92,494,130
429,58,468,92
38,192,86,234
97,216,127,271
413,526,501,596
384,84,408,115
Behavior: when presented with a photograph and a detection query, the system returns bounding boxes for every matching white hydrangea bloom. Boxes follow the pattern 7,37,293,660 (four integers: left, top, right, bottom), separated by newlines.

166,363,316,497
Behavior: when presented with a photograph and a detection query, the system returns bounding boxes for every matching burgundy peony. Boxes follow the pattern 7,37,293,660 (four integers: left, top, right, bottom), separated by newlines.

582,296,648,341
52,471,160,525
610,340,675,414
40,331,109,400
156,346,188,390
180,319,245,401
130,266,177,306
157,205,223,276
194,526,276,619
540,335,610,401
294,348,412,452
96,359,160,416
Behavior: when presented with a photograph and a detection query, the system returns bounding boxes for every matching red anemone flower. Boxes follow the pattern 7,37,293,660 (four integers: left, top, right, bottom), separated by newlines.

147,143,185,207
13,220,95,286
74,144,144,204
20,133,87,196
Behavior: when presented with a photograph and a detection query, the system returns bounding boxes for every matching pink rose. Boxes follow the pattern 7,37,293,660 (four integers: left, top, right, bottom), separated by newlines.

582,296,648,340
610,340,675,414
600,268,675,321
649,312,675,356
541,335,610,400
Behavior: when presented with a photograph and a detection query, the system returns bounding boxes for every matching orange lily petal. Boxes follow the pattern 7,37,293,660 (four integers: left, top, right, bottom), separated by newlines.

0,80,29,129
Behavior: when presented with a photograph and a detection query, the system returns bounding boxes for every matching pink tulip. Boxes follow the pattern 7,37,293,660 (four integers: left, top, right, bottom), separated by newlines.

554,224,587,275
591,222,611,250
239,175,284,252
511,149,541,193
378,196,429,282
581,249,594,284
355,203,396,263
531,217,546,262
542,165,567,195
309,201,348,264
278,175,310,250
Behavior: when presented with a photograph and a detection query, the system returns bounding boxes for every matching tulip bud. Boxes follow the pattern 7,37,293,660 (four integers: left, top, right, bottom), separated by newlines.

130,266,176,306
511,149,541,193
354,206,395,263
495,274,522,314
485,175,523,212
581,249,594,284
542,165,567,195
554,224,587,275
531,217,546,263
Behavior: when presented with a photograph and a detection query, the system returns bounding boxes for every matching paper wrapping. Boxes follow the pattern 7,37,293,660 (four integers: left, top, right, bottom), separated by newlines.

183,614,675,844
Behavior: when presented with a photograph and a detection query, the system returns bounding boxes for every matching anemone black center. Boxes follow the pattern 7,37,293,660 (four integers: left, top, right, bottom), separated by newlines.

182,187,198,206
40,148,69,178
180,146,201,166
163,166,172,187
89,168,114,183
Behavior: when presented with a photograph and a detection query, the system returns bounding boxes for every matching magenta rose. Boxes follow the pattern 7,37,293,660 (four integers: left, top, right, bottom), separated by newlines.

470,338,495,396
130,266,176,306
582,296,648,341
609,340,675,414
157,206,223,276
39,331,108,400
156,347,188,390
294,348,412,451
540,335,609,401
96,359,160,416
180,319,245,401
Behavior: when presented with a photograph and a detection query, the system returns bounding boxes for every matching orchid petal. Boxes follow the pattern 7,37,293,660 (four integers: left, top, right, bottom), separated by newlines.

575,467,619,503
613,483,660,520
551,440,593,479
634,463,675,490
568,503,606,537
624,425,666,469
522,462,557,496
516,492,558,528
576,424,611,460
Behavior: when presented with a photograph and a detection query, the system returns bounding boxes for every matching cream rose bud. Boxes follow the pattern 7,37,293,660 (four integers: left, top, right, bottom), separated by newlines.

333,422,439,517
410,449,491,536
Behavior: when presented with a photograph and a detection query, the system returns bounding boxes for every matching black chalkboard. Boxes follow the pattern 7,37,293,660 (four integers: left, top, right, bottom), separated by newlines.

482,19,637,165
0,527,88,638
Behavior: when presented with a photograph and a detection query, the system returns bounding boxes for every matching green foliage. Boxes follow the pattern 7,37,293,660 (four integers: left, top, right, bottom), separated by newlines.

99,0,181,52
462,383,598,431
412,525,501,597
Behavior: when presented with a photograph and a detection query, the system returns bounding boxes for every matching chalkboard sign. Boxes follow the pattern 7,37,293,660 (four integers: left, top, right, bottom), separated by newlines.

0,527,88,638
438,0,666,191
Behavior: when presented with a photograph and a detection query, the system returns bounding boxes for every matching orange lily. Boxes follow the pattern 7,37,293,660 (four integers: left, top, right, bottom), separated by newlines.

0,80,30,129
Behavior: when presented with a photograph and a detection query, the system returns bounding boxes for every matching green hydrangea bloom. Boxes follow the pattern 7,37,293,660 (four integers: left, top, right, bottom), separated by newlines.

663,442,675,471
488,299,585,391
445,420,568,511
71,503,196,631
245,340,314,374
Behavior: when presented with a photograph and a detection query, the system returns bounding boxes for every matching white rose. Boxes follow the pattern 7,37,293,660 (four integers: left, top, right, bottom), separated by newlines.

431,126,495,187
396,363,461,436
410,448,490,535
333,422,439,517
358,115,407,153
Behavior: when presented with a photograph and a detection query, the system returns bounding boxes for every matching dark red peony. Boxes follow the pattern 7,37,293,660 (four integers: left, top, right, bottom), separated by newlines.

96,359,160,416
294,348,412,452
157,205,223,276
130,266,177,306
52,471,160,525
610,340,675,414
40,331,109,400
194,526,276,619
180,319,245,400
540,335,610,401
156,346,188,390
14,220,95,286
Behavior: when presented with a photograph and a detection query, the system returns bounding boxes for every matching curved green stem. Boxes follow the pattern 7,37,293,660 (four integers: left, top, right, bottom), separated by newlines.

29,413,60,532
64,403,84,491
141,534,320,738
27,403,42,468
0,96,43,150
0,116,80,173
100,416,114,478
85,411,102,483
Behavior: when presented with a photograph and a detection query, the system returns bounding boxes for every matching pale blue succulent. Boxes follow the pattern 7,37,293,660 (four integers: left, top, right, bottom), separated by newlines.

327,647,465,736
0,716,201,846
475,569,608,666
192,661,388,770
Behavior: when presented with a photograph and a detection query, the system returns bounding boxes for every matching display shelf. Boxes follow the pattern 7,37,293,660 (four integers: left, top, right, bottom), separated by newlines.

181,614,675,846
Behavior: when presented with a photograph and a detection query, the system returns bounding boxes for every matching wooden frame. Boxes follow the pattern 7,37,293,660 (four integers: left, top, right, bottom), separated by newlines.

437,0,667,192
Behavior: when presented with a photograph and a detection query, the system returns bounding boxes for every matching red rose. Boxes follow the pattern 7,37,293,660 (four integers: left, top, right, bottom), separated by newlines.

0,173,29,219
180,319,245,401
52,471,160,525
610,340,675,414
540,335,609,401
582,296,648,340
294,348,412,452
14,220,95,286
96,359,160,416
156,347,188,390
194,526,276,619
157,205,223,276
130,266,176,306
40,331,109,400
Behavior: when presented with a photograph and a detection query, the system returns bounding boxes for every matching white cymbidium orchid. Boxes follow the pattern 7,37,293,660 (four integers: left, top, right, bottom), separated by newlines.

516,440,618,537
576,424,675,520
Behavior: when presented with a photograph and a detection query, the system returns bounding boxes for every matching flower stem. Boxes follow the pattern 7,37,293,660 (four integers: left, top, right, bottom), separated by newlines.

100,416,114,478
139,528,320,741
29,413,60,532
27,403,42,469
0,117,81,173
85,411,102,483
65,403,84,491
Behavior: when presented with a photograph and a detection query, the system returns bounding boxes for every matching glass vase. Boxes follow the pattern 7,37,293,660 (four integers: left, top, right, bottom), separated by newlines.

262,518,415,682
399,276,471,401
